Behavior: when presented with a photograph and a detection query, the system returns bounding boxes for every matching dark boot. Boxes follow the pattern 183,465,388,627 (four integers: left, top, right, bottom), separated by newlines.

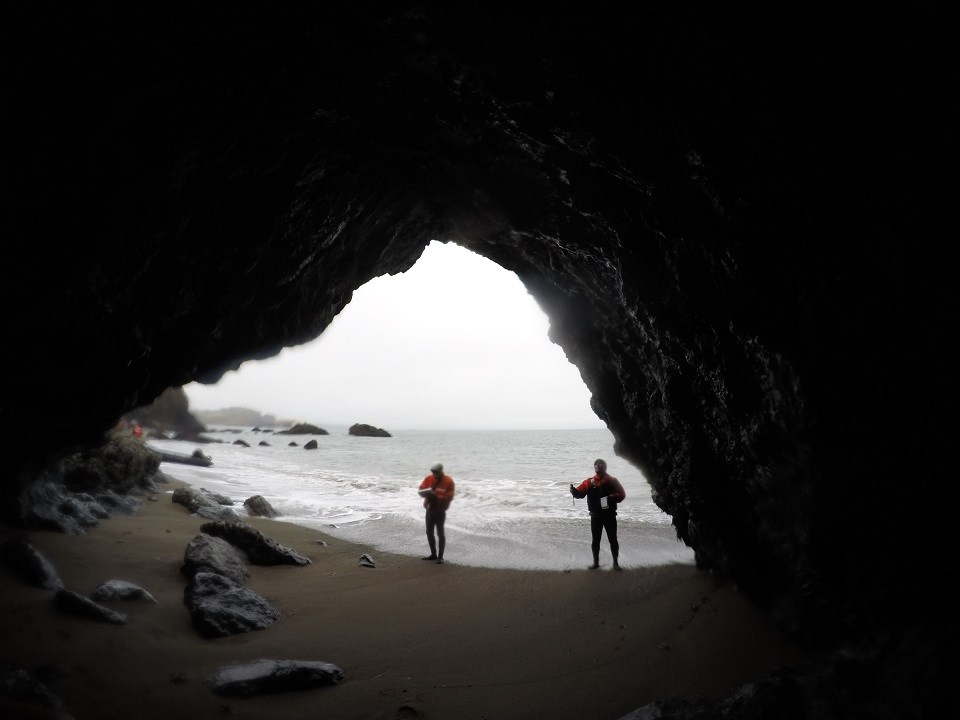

423,538,437,560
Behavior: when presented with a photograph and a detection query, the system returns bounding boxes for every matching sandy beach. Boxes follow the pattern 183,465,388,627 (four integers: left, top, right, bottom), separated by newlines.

1,478,817,720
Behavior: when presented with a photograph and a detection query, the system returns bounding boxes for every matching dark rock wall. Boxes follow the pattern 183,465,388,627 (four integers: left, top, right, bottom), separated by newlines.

5,4,954,715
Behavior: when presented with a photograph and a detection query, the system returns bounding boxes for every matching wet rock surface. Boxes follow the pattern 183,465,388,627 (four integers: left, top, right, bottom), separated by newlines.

91,579,159,604
209,659,343,697
348,423,392,438
199,521,311,566
181,533,250,584
183,571,279,638
243,495,279,518
172,487,245,523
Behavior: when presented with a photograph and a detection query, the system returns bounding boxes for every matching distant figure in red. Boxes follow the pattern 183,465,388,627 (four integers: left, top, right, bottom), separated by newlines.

417,462,455,564
570,458,626,570
132,424,143,438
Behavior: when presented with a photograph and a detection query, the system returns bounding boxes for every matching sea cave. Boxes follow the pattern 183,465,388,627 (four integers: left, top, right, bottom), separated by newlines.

4,4,953,718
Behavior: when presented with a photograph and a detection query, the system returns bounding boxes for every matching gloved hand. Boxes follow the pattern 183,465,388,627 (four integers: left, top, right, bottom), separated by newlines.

569,484,577,496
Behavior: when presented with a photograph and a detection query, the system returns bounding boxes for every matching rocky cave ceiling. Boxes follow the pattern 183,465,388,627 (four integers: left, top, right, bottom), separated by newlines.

4,4,954,717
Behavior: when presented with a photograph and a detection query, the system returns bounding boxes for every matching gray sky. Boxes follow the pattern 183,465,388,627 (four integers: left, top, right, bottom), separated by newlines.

184,241,604,430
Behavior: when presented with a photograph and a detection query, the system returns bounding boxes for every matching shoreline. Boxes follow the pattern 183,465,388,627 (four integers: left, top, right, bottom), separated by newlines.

1,476,818,720
146,439,696,572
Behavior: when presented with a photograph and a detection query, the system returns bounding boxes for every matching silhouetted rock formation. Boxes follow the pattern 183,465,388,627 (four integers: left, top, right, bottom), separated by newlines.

4,4,953,717
123,387,212,443
348,423,391,438
276,423,329,436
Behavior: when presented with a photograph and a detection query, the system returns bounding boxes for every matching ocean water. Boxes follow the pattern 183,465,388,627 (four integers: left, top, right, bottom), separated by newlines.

147,426,694,570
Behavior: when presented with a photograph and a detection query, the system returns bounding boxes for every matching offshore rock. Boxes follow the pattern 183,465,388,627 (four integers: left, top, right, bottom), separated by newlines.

200,521,311,566
184,571,279,638
276,423,329,435
209,658,344,697
348,423,391,438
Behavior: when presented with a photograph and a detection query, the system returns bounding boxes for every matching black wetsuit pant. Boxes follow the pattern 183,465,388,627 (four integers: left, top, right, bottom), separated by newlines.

425,509,446,559
590,511,618,565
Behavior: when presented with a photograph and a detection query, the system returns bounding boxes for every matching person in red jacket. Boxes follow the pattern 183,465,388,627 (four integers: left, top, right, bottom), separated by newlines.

569,458,626,570
418,462,455,564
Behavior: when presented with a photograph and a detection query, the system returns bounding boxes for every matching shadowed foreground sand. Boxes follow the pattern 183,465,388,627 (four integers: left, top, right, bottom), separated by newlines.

1,480,817,720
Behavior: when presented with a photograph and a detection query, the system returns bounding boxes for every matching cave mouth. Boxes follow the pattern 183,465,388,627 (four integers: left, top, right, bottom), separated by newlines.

186,240,604,433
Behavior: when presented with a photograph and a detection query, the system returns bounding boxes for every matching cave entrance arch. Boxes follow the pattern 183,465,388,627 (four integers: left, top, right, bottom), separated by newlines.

186,240,602,433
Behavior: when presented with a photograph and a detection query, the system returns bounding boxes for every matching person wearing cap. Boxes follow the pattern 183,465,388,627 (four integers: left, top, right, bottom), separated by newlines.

417,462,456,564
569,458,627,570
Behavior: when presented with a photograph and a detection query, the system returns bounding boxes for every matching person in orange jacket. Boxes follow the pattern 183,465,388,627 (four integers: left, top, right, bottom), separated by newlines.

570,458,626,570
418,462,455,564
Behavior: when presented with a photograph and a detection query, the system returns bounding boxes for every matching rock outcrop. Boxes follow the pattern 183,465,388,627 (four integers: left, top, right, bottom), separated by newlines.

243,495,280,518
348,423,391,438
199,521,311,567
4,4,952,717
209,659,343,697
172,487,245,523
183,571,279,638
181,534,251,585
122,387,212,443
276,423,329,436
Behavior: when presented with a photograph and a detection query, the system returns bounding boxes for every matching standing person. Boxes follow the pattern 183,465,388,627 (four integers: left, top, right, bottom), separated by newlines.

418,462,455,564
569,458,626,570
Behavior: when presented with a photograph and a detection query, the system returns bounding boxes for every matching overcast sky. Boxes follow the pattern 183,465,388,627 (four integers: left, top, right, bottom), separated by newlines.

184,241,605,430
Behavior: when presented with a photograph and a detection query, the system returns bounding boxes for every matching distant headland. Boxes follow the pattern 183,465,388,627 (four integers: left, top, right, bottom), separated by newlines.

123,387,391,439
